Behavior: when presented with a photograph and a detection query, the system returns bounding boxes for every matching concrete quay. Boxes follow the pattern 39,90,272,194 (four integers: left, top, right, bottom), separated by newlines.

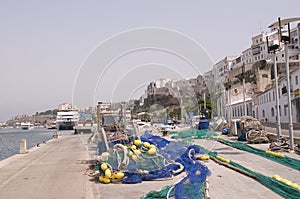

0,134,99,199
0,130,300,199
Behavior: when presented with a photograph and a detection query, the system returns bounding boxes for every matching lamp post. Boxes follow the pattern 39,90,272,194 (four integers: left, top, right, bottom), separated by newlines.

266,35,282,139
236,64,247,116
242,63,247,116
274,50,282,139
225,79,232,127
284,40,294,150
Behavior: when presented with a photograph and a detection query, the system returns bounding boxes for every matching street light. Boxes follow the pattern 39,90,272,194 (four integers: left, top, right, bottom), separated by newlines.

242,63,247,116
235,63,247,116
225,79,232,127
269,17,300,150
266,33,282,139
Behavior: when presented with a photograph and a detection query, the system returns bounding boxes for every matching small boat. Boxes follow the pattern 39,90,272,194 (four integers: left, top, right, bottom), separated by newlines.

46,121,57,129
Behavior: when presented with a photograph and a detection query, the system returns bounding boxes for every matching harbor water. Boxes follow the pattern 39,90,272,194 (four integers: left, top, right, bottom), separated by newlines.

0,127,73,161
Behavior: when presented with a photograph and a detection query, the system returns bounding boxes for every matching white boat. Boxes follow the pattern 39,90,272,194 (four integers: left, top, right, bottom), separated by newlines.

20,122,33,130
46,121,57,129
56,103,79,130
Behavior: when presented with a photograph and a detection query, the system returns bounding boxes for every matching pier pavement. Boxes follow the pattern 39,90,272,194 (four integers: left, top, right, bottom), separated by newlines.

0,134,99,199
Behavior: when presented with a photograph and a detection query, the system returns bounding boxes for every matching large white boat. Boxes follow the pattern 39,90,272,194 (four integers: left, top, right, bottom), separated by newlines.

20,122,33,130
56,103,79,130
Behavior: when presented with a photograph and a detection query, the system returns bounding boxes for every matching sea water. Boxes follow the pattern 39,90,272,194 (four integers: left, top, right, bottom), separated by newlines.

0,128,72,161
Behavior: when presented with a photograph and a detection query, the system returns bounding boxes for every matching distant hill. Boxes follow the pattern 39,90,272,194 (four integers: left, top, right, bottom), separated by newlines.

36,109,57,116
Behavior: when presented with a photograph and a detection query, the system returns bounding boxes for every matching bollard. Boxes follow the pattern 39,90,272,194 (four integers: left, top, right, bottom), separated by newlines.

52,132,58,139
19,139,28,154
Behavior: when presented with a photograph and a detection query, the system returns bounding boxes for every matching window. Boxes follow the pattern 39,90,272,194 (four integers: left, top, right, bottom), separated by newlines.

271,107,275,117
247,105,249,115
284,105,287,116
269,93,271,102
296,76,298,85
282,54,284,57
262,110,265,118
279,105,281,116
273,91,275,101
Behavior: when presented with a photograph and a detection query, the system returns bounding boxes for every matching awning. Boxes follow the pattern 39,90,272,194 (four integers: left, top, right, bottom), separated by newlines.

291,96,300,103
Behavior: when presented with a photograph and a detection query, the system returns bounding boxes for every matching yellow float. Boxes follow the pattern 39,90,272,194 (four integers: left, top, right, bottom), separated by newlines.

148,147,157,155
101,163,108,171
134,140,142,146
143,142,150,148
132,154,138,162
105,169,112,178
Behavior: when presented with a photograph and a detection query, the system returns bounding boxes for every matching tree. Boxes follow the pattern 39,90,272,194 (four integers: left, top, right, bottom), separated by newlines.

198,95,213,119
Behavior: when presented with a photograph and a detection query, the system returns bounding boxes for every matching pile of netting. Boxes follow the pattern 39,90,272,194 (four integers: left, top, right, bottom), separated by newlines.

215,137,300,171
200,146,300,199
92,130,211,198
142,145,211,199
168,129,218,143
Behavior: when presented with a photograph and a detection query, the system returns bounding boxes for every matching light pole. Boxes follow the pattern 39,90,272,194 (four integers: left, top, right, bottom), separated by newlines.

242,63,247,116
266,35,282,139
236,64,247,116
274,50,282,139
284,39,294,150
225,79,232,127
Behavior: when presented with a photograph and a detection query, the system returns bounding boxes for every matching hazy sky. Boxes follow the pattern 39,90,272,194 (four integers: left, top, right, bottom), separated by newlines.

1,0,300,122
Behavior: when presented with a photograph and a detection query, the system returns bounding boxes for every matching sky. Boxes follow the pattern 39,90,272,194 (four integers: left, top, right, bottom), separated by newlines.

0,0,300,122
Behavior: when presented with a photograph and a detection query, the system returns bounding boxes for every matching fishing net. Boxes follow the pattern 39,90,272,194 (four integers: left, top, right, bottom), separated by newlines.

93,130,211,198
168,129,218,144
199,146,300,199
215,138,300,171
142,145,210,199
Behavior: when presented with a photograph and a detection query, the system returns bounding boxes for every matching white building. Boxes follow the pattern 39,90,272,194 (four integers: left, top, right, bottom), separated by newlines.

257,67,300,123
214,56,236,84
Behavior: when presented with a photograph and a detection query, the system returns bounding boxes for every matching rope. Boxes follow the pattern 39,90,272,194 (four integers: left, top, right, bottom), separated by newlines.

113,144,129,170
246,130,269,144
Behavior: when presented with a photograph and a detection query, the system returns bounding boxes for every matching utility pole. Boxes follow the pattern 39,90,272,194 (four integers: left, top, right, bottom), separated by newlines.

267,34,282,139
283,34,294,149
274,51,282,139
242,63,247,116
225,79,232,127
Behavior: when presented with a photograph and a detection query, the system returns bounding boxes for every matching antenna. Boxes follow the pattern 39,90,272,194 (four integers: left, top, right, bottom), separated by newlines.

266,36,270,53
278,17,282,42
288,22,291,43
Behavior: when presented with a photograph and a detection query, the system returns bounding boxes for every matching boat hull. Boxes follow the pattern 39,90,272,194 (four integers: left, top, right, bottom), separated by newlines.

57,121,76,130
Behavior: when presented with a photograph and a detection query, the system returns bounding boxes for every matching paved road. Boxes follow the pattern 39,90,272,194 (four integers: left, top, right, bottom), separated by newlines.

195,138,300,199
0,135,99,199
